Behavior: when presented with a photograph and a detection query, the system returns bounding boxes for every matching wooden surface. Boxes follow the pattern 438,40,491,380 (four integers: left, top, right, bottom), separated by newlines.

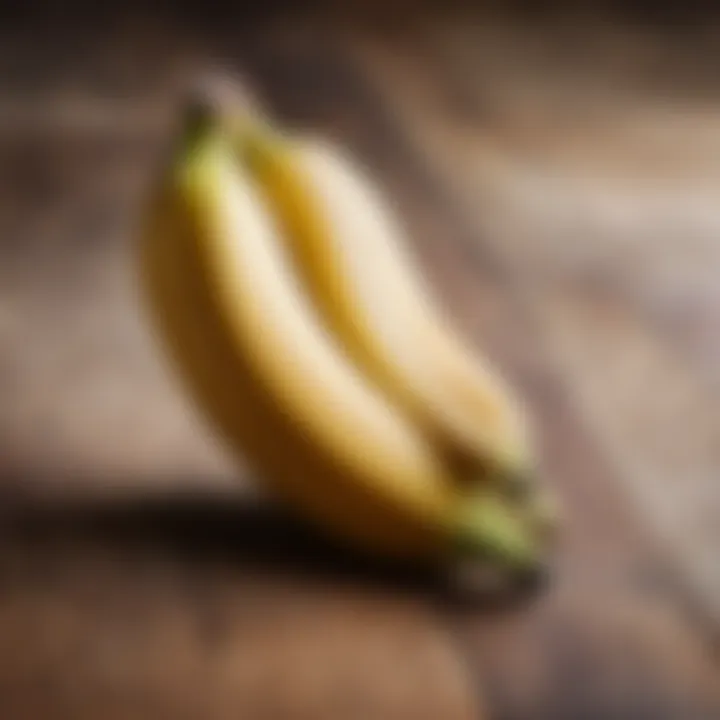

0,9,719,720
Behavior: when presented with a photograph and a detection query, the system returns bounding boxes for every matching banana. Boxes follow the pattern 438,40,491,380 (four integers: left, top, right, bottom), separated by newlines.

139,103,542,571
236,126,534,491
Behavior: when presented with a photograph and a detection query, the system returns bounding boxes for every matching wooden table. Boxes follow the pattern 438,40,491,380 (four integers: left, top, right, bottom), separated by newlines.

0,8,718,719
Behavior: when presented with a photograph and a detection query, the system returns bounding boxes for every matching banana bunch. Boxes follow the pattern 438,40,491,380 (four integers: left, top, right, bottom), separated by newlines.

138,81,557,590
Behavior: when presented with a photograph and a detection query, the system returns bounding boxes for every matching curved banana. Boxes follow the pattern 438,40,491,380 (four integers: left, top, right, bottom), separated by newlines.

237,128,533,489
139,106,541,568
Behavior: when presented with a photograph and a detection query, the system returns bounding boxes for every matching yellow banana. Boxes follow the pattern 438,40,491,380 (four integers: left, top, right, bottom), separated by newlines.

138,105,542,570
237,128,533,490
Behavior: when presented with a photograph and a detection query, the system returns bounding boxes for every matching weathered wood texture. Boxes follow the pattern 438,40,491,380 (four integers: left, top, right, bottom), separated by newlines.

0,10,718,720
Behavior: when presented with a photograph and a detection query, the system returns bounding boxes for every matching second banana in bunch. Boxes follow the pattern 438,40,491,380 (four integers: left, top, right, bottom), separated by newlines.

139,81,559,592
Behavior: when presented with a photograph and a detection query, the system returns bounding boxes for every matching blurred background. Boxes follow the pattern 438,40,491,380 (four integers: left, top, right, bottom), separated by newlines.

0,2,719,719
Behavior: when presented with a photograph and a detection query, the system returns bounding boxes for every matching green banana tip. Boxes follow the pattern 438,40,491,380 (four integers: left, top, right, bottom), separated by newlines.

453,492,540,570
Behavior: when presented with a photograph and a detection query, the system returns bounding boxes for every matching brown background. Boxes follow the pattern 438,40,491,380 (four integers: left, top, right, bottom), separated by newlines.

0,3,719,719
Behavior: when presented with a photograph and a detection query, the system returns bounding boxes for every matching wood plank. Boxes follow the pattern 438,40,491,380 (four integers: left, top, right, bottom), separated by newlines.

0,494,477,720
